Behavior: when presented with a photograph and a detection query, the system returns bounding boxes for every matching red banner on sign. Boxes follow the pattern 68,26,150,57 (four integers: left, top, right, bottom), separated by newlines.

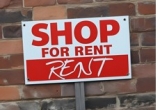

27,55,128,81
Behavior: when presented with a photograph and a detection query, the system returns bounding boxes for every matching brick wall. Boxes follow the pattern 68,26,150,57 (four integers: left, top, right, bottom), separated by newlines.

0,0,155,110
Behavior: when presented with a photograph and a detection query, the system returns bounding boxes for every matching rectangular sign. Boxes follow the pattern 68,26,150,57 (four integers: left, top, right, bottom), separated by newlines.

22,16,131,85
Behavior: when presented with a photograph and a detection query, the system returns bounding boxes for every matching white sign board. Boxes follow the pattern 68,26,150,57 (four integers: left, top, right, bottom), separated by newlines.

22,16,131,85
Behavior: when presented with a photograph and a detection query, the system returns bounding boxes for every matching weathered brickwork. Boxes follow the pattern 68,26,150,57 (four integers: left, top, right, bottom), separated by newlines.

0,0,155,109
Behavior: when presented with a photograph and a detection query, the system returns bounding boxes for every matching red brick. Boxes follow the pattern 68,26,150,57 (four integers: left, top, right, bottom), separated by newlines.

136,77,155,92
108,3,135,16
0,103,20,110
0,0,22,8
57,0,92,4
0,9,32,23
96,0,109,1
21,8,32,20
8,0,22,8
131,17,155,32
61,83,74,97
0,55,10,69
138,1,155,15
61,82,105,97
21,84,61,99
141,31,155,46
67,5,108,18
140,48,155,63
0,0,11,8
96,0,125,1
0,86,20,101
24,0,56,7
0,25,2,39
3,25,22,39
130,33,140,46
33,5,67,20
10,54,24,68
103,79,136,94
0,40,23,55
132,64,155,78
0,54,23,69
131,50,140,64
85,82,106,96
0,69,25,85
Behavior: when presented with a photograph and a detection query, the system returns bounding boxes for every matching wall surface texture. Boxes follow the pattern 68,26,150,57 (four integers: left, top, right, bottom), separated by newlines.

0,0,155,110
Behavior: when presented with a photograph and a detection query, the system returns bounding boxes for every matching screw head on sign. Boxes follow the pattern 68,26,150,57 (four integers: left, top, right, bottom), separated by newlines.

23,24,25,26
123,18,126,21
